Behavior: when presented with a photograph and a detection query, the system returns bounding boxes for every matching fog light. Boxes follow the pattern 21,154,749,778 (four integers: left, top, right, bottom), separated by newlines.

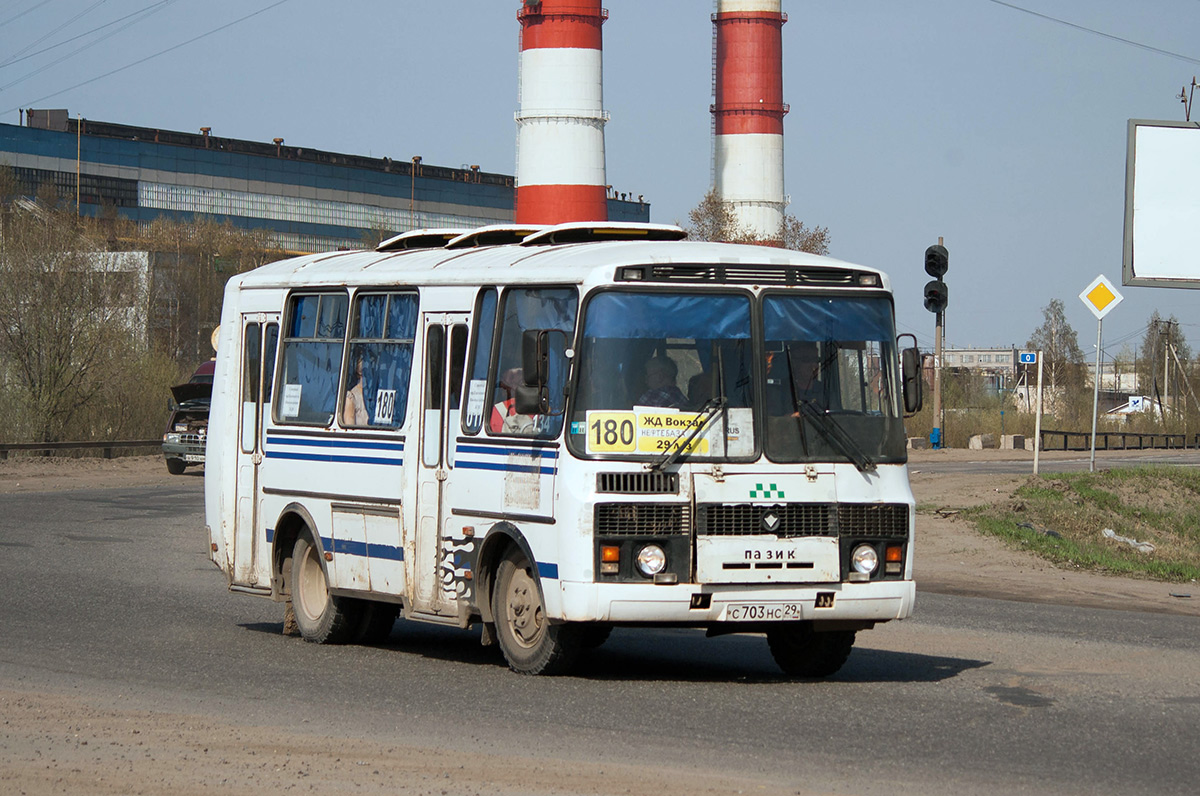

851,544,879,576
635,544,667,577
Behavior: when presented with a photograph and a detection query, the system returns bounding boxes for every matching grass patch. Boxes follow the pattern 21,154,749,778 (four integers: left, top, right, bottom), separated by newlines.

965,466,1200,583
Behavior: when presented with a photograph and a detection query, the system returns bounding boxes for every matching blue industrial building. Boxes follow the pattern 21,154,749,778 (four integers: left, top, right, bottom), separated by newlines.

0,109,649,252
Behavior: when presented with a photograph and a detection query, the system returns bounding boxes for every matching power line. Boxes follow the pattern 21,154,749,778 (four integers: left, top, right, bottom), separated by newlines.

0,1,175,71
0,0,55,29
4,0,294,115
2,0,110,68
985,0,1200,67
0,1,180,93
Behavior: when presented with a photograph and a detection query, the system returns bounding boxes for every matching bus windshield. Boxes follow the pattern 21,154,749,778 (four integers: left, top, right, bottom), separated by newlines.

568,290,755,459
762,294,907,465
568,289,907,465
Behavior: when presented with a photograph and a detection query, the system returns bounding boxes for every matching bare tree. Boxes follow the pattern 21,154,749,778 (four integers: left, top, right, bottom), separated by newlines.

135,217,275,363
778,214,830,256
1026,299,1086,393
1137,311,1191,397
0,192,143,442
686,188,830,254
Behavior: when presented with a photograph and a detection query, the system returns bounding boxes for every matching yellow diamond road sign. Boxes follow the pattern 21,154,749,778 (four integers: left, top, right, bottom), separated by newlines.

1079,274,1123,320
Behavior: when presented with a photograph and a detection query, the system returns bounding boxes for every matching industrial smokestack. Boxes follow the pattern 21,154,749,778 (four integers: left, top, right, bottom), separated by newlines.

712,0,788,240
515,0,609,224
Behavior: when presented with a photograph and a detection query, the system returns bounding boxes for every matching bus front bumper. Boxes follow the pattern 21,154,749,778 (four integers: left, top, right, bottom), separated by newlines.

554,579,915,625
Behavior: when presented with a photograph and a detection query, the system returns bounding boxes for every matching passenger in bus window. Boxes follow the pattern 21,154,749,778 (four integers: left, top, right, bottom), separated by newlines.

490,367,538,434
636,356,687,409
343,355,368,426
688,371,713,409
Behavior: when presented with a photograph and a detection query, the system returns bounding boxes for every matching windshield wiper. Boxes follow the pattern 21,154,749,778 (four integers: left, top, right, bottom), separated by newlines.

649,395,726,472
650,349,728,472
784,344,876,473
794,399,876,473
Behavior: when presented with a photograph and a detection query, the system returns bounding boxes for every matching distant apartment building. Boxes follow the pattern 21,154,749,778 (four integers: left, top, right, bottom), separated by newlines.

1,109,650,253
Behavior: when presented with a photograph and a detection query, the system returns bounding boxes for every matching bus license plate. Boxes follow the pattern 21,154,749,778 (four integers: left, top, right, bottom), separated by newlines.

721,602,802,622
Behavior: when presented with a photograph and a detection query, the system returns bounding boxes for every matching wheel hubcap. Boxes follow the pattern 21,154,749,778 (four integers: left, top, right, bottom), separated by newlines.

505,567,544,649
296,544,329,622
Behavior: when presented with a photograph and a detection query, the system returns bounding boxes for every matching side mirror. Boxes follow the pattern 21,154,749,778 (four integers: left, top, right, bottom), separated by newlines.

898,334,923,416
515,329,567,415
521,329,549,388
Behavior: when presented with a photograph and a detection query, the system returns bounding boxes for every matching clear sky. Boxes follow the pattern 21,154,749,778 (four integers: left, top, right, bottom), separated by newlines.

3,0,1198,363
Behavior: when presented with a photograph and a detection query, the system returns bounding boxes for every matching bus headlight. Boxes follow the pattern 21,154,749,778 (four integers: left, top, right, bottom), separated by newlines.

635,544,667,577
851,544,879,576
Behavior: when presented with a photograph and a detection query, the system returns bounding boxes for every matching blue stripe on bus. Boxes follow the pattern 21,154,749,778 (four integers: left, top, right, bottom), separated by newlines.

267,528,537,577
456,444,557,459
455,460,557,476
267,436,404,452
329,537,405,561
265,450,404,466
537,562,559,580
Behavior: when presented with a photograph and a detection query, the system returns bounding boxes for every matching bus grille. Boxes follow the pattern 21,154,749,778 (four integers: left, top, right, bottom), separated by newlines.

696,503,909,538
596,472,679,494
697,504,834,538
595,503,690,535
839,503,909,538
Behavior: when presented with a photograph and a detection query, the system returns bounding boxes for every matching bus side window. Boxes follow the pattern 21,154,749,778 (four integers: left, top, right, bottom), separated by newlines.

491,286,577,438
342,292,418,429
276,292,347,426
462,288,497,435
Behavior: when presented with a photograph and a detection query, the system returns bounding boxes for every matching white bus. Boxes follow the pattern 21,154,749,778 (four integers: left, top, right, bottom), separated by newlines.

205,222,924,676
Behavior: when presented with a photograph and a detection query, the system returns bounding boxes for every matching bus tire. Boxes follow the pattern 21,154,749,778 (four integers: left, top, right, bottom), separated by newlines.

493,550,579,675
291,535,361,644
766,622,855,678
578,624,612,649
354,601,399,644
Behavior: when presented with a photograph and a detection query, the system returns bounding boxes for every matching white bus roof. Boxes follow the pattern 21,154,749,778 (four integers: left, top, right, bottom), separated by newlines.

232,223,890,293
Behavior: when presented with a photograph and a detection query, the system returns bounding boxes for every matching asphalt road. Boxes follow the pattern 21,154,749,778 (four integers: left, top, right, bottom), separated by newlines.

2,478,1199,795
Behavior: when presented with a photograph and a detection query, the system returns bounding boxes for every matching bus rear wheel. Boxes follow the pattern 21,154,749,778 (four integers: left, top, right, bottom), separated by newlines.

493,550,579,675
291,535,361,644
766,622,856,678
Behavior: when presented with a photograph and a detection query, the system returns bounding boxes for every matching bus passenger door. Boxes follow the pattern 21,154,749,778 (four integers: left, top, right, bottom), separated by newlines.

413,314,469,615
232,313,279,587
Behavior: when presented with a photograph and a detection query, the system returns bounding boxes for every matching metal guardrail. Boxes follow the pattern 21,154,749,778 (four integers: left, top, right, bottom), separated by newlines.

0,439,160,461
1039,430,1191,452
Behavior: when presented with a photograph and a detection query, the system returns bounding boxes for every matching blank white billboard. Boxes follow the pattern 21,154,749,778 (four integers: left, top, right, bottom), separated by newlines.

1123,119,1200,288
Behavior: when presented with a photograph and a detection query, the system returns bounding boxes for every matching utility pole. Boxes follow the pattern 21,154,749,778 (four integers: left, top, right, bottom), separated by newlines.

924,239,949,448
1163,321,1173,419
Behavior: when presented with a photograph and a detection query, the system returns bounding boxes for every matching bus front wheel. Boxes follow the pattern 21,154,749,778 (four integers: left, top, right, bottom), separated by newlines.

493,550,580,675
766,622,855,678
290,535,361,644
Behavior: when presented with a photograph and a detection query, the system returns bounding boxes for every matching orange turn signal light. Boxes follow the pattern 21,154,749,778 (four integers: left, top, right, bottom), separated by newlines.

885,544,903,563
601,545,620,563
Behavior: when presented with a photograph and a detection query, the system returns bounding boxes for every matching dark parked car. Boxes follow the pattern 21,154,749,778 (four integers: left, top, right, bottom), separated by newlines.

162,361,214,474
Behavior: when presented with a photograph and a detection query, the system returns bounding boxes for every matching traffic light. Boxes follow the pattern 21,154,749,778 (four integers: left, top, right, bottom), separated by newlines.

924,279,948,313
924,244,949,278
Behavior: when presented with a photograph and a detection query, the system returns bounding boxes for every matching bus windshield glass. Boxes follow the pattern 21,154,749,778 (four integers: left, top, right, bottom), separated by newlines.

569,291,755,459
762,294,906,465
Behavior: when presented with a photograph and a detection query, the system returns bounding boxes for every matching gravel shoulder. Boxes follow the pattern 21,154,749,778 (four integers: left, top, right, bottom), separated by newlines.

908,448,1199,617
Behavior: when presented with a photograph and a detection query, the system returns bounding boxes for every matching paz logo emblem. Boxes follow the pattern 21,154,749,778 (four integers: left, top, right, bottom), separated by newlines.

762,511,781,532
749,483,785,499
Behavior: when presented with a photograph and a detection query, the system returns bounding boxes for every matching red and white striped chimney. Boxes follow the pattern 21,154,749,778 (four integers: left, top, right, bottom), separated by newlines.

515,0,609,224
712,0,788,240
